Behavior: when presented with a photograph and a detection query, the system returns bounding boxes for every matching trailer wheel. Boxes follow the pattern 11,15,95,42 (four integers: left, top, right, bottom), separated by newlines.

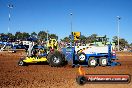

88,57,97,67
18,59,25,66
99,57,108,66
48,51,64,67
78,53,86,62
76,76,87,85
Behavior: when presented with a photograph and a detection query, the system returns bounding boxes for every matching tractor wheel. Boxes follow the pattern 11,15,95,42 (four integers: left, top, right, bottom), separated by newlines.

76,76,87,85
47,52,53,63
48,51,64,67
18,59,25,66
78,53,86,62
88,57,97,67
99,57,108,67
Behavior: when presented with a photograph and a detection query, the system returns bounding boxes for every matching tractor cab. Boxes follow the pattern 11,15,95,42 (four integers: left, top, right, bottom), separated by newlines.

32,45,47,57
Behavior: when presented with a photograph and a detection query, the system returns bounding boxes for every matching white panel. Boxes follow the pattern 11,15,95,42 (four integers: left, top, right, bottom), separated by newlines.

75,45,111,54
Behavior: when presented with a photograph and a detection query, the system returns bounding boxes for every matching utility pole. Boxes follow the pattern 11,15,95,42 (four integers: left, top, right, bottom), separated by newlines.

70,12,73,46
70,13,73,34
7,3,13,33
117,16,121,51
46,30,49,47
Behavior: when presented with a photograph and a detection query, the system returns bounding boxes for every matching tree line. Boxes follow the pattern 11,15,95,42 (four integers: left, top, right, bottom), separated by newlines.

0,31,58,42
61,34,132,50
0,31,131,50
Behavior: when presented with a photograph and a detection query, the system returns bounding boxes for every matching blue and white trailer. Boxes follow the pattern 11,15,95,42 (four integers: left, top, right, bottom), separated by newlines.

47,44,120,67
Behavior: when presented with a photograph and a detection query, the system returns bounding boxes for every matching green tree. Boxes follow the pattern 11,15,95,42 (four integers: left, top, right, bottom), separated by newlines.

112,36,118,45
31,32,37,38
15,32,30,40
61,37,70,42
130,43,132,46
120,38,129,49
22,32,30,40
86,34,97,43
112,36,129,50
80,35,86,43
0,33,6,41
15,32,23,40
129,43,132,48
49,34,58,40
0,33,4,39
38,31,47,41
7,33,15,41
7,33,13,38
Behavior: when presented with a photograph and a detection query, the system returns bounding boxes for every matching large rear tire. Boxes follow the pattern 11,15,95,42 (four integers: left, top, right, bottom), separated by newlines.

47,51,64,67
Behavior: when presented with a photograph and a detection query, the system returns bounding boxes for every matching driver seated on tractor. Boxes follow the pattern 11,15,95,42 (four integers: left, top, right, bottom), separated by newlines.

31,48,39,58
38,48,45,57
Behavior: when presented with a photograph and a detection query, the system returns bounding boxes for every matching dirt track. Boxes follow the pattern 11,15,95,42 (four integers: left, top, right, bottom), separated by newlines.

0,51,132,88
